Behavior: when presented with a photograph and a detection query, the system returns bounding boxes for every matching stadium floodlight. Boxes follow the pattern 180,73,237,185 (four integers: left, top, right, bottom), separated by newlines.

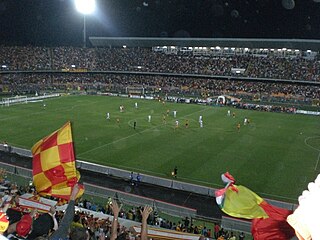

75,0,96,15
74,0,96,48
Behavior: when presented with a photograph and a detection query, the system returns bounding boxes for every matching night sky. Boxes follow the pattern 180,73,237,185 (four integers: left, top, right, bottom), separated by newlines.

0,0,320,46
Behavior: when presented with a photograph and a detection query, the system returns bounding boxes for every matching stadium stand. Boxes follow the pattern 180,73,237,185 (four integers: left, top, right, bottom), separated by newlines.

1,42,319,239
0,45,319,110
0,45,319,83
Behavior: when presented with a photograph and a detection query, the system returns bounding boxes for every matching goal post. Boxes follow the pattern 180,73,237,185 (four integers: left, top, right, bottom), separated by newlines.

126,86,145,96
2,96,28,107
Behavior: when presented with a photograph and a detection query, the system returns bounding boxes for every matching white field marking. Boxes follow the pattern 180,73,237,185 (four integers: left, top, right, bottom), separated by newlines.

315,152,320,171
75,158,299,200
304,136,320,171
78,108,208,157
255,192,297,201
177,176,224,188
179,176,297,200
78,157,222,187
0,100,100,122
77,158,167,176
0,115,30,122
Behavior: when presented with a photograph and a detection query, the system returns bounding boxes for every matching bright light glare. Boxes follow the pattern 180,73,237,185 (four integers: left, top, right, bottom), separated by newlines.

75,0,96,15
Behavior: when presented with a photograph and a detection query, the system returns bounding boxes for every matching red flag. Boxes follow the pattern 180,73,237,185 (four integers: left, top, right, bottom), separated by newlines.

32,122,84,200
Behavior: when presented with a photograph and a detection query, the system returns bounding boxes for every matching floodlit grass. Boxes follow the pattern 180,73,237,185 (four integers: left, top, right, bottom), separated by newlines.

1,95,319,202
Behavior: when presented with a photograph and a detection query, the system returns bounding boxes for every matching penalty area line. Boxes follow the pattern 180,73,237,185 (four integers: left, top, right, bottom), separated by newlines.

304,136,320,171
314,151,320,171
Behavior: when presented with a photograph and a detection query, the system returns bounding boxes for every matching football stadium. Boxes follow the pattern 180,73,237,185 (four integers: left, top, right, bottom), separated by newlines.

0,1,320,240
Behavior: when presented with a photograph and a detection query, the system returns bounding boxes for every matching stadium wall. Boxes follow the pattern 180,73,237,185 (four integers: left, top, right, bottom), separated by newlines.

0,160,197,219
0,144,300,238
0,144,298,211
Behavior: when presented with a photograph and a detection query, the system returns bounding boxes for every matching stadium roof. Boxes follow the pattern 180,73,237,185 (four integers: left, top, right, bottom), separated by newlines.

89,37,320,51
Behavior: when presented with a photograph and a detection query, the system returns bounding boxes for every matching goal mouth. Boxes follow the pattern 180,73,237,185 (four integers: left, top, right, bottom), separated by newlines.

2,96,28,107
126,86,145,96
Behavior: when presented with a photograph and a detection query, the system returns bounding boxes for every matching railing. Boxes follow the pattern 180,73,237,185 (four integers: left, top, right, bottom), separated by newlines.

0,160,196,218
0,145,300,238
84,182,197,218
0,144,298,212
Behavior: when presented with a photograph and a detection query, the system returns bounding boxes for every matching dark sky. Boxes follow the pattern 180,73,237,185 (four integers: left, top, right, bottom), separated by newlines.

0,0,320,46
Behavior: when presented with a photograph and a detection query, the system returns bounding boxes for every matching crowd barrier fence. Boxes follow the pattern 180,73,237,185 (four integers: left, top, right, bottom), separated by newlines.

0,160,197,219
0,144,300,238
0,144,298,211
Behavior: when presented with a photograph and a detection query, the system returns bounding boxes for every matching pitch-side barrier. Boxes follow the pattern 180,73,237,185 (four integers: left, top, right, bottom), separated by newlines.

0,144,298,211
0,160,197,219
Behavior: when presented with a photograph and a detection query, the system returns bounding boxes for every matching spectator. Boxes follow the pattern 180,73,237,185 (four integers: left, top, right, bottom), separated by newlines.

239,231,245,240
49,183,84,240
214,223,220,239
109,199,121,240
228,232,236,240
0,213,9,239
140,206,153,240
7,211,34,238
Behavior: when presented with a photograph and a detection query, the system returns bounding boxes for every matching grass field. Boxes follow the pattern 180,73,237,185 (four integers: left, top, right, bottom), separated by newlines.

0,95,319,202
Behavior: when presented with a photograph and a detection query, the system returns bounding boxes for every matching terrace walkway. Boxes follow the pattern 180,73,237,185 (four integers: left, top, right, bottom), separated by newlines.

0,150,222,220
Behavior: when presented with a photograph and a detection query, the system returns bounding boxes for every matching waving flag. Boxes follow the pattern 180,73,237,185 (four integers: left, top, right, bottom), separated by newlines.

215,172,295,240
32,122,83,200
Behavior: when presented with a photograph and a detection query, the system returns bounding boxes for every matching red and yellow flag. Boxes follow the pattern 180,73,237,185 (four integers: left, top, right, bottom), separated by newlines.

32,122,84,200
215,172,295,240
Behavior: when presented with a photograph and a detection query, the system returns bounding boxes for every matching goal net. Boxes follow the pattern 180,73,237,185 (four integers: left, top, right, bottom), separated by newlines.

2,96,28,107
126,86,145,96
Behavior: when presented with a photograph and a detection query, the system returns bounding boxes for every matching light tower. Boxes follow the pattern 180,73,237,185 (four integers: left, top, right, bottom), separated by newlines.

74,0,96,48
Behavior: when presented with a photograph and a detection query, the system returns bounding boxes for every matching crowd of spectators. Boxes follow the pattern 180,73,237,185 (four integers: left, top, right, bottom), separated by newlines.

0,46,320,82
0,45,319,107
0,46,51,70
0,169,243,240
1,73,319,106
231,102,297,114
0,171,155,240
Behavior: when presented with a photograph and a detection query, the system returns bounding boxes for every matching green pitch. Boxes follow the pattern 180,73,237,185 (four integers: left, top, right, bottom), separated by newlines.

1,95,319,202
